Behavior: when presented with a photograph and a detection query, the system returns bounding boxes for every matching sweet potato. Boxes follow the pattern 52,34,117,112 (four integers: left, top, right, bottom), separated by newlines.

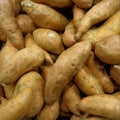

11,0,21,16
87,51,115,93
72,0,93,9
0,0,24,49
110,64,120,86
16,14,36,34
21,0,68,32
31,0,73,8
0,45,44,84
62,82,81,115
73,5,85,29
33,28,64,55
36,101,60,120
25,33,54,65
0,32,6,42
75,0,120,41
13,71,45,117
0,88,33,120
95,35,120,64
70,115,109,120
113,92,120,99
3,83,16,99
44,41,91,104
74,66,104,95
81,10,120,48
79,94,120,120
62,20,77,47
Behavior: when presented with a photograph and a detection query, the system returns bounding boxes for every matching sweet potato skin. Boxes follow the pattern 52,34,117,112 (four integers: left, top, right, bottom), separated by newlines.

31,0,73,8
0,0,24,49
82,10,120,48
33,28,64,55
13,71,45,117
16,14,36,34
95,35,120,64
0,45,44,84
75,0,120,41
79,94,120,120
110,65,120,86
74,66,104,95
0,88,33,120
45,41,91,104
21,0,68,32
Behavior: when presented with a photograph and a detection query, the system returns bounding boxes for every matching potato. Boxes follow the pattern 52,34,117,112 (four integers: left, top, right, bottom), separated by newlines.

0,45,44,84
74,66,104,95
110,64,120,86
16,14,36,34
95,35,120,64
82,10,120,48
36,101,59,120
87,51,115,93
33,28,64,55
21,0,68,32
62,82,81,115
13,71,45,117
0,88,33,120
79,94,120,120
45,41,91,104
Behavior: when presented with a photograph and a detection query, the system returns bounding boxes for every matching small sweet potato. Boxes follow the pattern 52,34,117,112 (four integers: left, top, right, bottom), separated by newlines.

110,64,120,86
44,41,91,104
62,82,81,115
72,0,93,9
33,28,64,55
21,0,68,32
36,101,60,120
74,66,104,95
16,14,36,34
79,94,120,120
87,51,115,93
95,35,120,64
0,0,24,49
13,71,45,117
62,20,77,47
0,88,33,120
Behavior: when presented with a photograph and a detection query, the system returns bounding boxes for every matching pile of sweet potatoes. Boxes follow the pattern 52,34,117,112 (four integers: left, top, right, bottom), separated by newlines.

0,0,120,120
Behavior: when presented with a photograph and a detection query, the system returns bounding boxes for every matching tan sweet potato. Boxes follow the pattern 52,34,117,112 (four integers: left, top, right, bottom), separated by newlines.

113,92,120,99
72,0,93,9
62,20,77,47
0,0,24,49
110,64,120,86
11,0,21,16
62,82,81,115
16,14,36,34
0,45,44,84
0,88,33,120
33,28,64,55
21,0,68,32
3,83,16,99
82,10,120,48
13,71,45,117
0,32,6,42
73,5,85,29
44,41,91,104
31,0,73,8
95,35,120,64
75,0,120,41
74,66,104,95
87,51,115,93
25,33,53,65
36,101,60,120
79,94,120,120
